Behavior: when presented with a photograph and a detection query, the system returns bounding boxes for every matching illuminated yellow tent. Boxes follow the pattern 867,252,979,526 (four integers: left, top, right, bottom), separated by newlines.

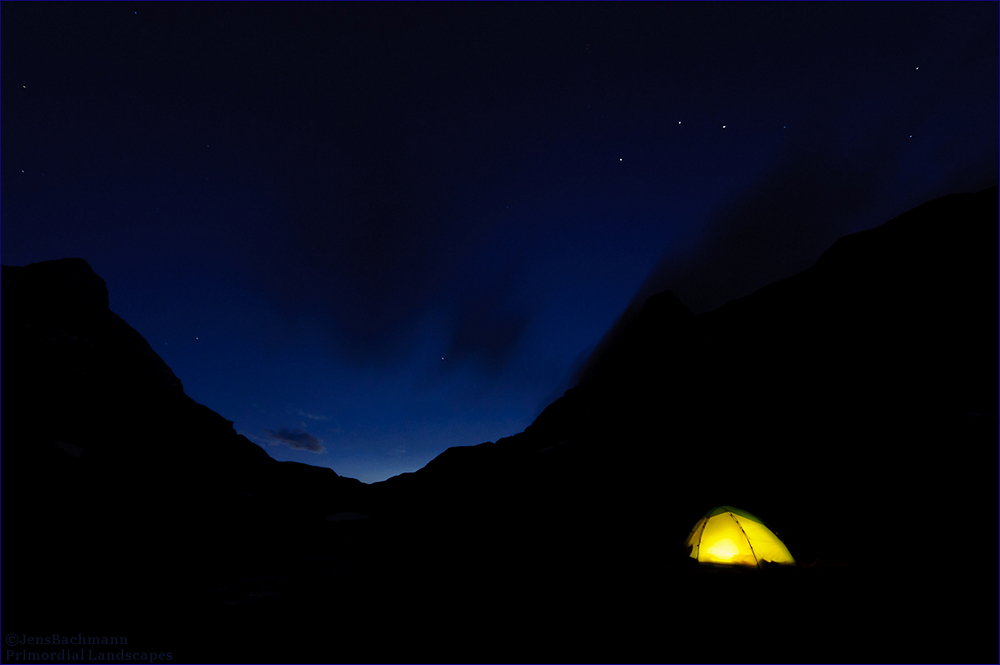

684,506,796,567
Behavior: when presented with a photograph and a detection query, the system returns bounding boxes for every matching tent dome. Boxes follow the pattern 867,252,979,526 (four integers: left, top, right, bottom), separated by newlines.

684,506,796,567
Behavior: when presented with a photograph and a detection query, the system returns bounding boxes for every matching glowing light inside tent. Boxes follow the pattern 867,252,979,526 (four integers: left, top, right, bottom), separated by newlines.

705,538,739,560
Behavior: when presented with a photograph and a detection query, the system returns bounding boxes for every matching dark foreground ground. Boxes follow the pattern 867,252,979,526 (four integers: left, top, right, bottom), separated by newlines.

7,515,994,665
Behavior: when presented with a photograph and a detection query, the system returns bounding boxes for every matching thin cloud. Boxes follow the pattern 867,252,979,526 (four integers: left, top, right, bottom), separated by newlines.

263,426,326,453
296,409,331,421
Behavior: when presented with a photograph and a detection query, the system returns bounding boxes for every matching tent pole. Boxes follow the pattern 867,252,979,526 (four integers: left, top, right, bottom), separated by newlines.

730,513,760,568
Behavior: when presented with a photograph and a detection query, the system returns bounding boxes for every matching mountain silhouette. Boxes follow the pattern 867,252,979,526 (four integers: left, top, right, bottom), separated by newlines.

361,185,997,564
2,186,996,663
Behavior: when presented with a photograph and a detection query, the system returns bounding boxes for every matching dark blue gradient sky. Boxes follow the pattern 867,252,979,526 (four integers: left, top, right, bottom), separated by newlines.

3,2,996,482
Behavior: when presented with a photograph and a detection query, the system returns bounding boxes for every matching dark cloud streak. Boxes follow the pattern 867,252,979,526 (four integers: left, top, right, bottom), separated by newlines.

263,427,325,454
445,268,535,375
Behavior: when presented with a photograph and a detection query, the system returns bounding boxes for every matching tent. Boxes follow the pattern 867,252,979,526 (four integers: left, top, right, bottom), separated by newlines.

684,506,796,567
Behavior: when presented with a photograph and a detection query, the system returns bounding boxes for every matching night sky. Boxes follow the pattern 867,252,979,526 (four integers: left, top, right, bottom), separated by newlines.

3,2,996,483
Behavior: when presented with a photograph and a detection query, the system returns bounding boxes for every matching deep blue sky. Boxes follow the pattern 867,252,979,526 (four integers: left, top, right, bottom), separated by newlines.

3,2,996,482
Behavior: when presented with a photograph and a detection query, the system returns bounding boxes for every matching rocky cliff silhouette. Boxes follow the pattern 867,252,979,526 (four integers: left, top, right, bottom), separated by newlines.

2,186,996,663
361,186,997,568
2,259,365,659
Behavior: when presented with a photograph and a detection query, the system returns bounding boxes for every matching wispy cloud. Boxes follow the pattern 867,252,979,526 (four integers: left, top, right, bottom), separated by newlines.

262,426,326,453
296,409,331,421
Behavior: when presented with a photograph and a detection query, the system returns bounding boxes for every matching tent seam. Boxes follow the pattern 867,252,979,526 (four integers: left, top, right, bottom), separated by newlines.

730,513,760,568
